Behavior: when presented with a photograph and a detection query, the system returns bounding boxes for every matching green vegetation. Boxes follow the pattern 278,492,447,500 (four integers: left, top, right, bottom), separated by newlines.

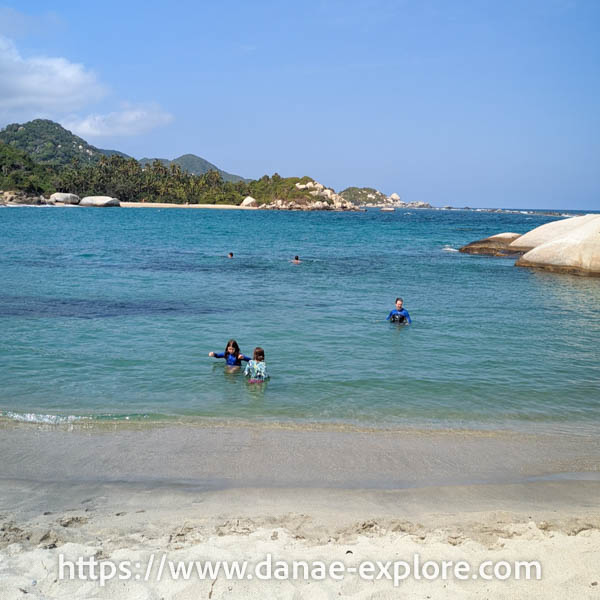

55,157,318,205
339,187,387,204
0,119,129,167
0,142,56,193
0,119,332,205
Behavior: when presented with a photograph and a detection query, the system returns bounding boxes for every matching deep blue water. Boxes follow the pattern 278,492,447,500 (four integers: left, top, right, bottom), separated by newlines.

1,206,599,433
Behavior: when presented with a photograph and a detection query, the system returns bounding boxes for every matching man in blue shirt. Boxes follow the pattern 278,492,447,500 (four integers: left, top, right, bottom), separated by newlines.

386,297,412,324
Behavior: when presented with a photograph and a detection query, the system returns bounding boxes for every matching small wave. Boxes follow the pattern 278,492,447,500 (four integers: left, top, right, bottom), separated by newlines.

442,245,459,252
0,411,86,424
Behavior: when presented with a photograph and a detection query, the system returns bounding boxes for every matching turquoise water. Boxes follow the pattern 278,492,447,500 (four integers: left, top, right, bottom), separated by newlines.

1,206,599,433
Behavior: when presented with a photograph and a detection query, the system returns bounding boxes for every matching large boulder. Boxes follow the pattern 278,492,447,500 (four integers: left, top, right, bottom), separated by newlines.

50,192,80,205
240,196,258,207
80,196,120,207
509,214,598,251
389,192,401,201
459,232,522,256
515,215,600,276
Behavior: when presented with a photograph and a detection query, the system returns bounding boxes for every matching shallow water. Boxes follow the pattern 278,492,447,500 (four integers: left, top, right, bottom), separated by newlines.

1,206,598,433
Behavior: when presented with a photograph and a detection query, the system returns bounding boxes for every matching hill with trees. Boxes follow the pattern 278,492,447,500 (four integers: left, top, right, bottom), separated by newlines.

0,120,129,167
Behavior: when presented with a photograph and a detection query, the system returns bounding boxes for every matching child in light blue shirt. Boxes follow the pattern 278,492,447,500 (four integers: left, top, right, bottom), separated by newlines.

244,347,269,383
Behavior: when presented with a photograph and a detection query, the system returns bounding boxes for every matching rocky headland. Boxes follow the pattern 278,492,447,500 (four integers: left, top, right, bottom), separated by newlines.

239,180,360,211
339,187,431,209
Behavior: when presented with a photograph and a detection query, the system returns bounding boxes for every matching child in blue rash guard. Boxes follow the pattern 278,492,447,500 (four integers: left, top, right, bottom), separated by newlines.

386,297,412,324
209,339,250,367
244,347,269,383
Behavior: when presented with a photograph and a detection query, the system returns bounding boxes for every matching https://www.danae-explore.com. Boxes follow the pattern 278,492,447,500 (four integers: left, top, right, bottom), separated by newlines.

58,552,542,587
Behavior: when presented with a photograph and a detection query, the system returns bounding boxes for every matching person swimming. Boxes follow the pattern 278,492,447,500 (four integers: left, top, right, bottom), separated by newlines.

386,297,412,324
244,346,269,383
291,255,301,264
208,339,250,367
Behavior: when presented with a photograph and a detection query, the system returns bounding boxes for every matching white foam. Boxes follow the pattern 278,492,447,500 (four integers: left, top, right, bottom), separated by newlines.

0,411,85,424
442,245,459,252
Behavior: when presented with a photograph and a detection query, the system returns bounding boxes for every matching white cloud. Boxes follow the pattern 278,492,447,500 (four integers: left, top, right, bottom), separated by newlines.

0,35,106,117
62,104,174,137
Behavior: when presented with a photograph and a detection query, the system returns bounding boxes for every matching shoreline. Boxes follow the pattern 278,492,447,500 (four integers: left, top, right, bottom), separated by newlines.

120,201,256,209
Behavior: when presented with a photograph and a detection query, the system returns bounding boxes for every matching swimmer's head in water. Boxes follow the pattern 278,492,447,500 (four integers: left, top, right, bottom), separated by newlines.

253,347,265,361
228,252,234,258
395,297,404,310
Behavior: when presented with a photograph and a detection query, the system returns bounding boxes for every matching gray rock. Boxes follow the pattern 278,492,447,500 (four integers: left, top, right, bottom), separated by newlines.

80,196,120,207
50,192,80,205
509,214,598,252
240,196,258,207
459,233,522,256
516,216,600,276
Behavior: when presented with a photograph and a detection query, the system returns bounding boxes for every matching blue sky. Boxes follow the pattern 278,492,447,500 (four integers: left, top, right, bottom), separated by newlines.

1,1,598,209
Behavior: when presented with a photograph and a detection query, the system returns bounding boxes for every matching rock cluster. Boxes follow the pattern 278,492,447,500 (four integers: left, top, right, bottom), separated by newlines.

460,214,600,276
260,181,359,211
1,190,49,205
0,191,120,207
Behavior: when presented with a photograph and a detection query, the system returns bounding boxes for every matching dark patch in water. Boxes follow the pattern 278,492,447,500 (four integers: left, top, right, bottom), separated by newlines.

0,295,224,319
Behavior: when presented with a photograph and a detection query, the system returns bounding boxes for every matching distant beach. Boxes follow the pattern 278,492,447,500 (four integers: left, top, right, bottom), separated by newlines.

120,201,256,209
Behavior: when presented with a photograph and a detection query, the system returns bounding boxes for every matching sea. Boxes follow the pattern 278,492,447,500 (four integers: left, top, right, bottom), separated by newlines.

1,205,599,435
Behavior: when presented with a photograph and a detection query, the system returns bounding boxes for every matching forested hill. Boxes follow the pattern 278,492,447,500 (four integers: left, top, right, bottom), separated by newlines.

0,119,129,167
0,119,247,182
139,154,247,183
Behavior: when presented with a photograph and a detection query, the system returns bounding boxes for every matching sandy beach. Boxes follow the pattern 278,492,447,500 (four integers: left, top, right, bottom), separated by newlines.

120,202,256,209
1,421,599,598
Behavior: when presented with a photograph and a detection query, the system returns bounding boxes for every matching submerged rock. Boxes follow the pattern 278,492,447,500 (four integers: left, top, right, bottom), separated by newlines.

80,196,120,207
516,215,600,276
459,232,522,256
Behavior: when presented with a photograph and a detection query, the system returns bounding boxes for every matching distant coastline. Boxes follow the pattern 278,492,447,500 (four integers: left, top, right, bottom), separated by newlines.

120,201,256,210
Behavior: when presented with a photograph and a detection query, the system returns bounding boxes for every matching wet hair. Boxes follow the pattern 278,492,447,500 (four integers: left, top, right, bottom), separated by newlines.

253,347,265,361
228,252,234,258
224,339,240,359
395,297,403,304
294,255,299,260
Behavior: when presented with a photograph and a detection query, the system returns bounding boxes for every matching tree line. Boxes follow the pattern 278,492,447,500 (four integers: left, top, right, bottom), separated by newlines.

0,143,315,205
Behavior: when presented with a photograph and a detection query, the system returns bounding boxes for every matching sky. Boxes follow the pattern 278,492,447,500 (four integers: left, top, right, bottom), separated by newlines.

0,0,598,209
